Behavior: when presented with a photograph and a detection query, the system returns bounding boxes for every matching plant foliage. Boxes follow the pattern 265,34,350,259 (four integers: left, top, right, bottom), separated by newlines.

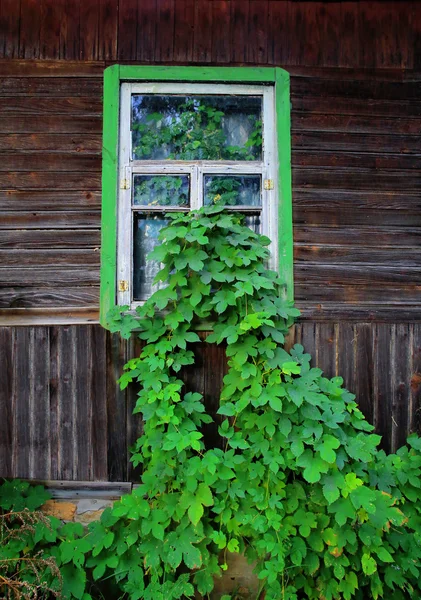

2,207,421,599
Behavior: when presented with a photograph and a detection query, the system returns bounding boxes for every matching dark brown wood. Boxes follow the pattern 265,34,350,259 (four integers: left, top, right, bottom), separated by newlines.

211,1,231,63
32,327,51,478
247,0,268,64
0,230,100,250
155,0,175,63
0,250,100,267
13,328,31,477
230,0,249,64
19,0,41,59
173,0,194,63
98,0,118,61
136,0,157,63
193,0,212,63
0,327,14,476
118,0,138,61
293,131,421,154
0,155,100,172
40,0,62,60
80,0,99,61
60,0,81,60
0,0,21,58
294,225,421,247
91,326,109,480
0,96,102,115
354,324,375,424
0,77,102,95
293,113,421,135
0,268,99,287
0,287,99,308
0,172,101,189
0,190,101,210
0,134,102,153
0,116,102,134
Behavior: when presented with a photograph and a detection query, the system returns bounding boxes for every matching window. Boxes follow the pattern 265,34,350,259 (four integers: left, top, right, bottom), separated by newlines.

101,67,292,327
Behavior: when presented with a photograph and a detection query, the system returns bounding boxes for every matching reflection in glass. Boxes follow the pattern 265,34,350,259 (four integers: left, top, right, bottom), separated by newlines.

204,175,261,207
131,95,262,161
245,214,262,234
133,175,190,207
133,214,169,300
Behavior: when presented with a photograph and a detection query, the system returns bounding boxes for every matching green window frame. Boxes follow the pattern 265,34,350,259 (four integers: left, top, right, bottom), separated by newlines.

100,65,292,328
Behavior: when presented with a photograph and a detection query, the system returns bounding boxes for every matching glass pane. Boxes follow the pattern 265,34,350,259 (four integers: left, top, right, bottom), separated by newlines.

245,214,262,234
203,175,261,207
133,214,168,301
131,95,262,161
133,175,190,207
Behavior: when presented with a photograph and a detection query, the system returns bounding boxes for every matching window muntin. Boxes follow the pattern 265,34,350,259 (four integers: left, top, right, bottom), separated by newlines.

117,82,277,306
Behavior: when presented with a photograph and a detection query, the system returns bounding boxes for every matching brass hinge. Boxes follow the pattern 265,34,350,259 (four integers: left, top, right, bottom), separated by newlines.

118,280,129,292
120,178,130,190
264,179,274,191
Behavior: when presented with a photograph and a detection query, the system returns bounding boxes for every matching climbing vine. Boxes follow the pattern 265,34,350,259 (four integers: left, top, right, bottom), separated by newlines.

3,207,421,600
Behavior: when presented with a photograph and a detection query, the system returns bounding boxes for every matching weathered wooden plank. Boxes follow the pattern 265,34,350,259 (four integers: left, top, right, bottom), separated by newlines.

193,0,212,63
292,113,421,135
298,303,421,323
293,189,421,211
298,264,421,287
300,322,317,366
319,2,341,68
336,322,356,394
203,341,227,450
374,324,394,452
315,322,336,380
0,172,101,189
155,0,175,63
0,327,14,477
90,326,108,480
34,480,132,498
0,134,102,153
0,189,100,210
288,1,322,67
0,250,100,267
339,1,359,67
293,208,421,228
40,0,63,60
74,326,93,480
31,327,51,478
0,96,102,115
293,168,421,192
0,308,99,327
212,1,231,63
0,116,102,134
296,282,421,305
292,150,421,171
60,0,80,60
0,287,99,308
118,0,137,61
106,332,129,481
267,0,289,66
354,324,375,424
0,77,102,96
80,0,99,61
294,246,421,268
292,96,421,119
13,328,31,477
294,225,421,247
0,210,100,228
291,77,421,100
230,0,249,64
0,268,99,287
408,324,421,435
0,155,101,172
49,326,59,479
136,0,157,63
19,0,41,59
293,131,421,154
0,229,100,249
0,0,21,58
393,324,411,450
57,326,76,479
98,0,118,61
173,0,194,63
0,59,105,77
247,0,268,64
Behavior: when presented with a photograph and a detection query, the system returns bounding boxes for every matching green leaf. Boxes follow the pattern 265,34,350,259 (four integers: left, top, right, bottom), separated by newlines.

188,500,204,526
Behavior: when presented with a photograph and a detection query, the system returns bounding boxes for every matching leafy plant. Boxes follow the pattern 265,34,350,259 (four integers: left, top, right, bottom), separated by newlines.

3,207,421,599
102,206,421,599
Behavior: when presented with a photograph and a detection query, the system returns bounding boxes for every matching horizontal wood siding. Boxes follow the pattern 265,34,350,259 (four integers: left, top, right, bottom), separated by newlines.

1,0,419,68
0,65,419,317
1,322,420,481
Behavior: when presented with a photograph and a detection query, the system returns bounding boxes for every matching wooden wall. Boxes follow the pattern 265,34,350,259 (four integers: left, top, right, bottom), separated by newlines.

0,0,420,480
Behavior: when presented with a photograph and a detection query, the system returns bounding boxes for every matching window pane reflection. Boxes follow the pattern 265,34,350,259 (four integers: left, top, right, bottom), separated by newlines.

131,95,262,161
204,175,261,207
133,175,190,207
133,214,169,301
